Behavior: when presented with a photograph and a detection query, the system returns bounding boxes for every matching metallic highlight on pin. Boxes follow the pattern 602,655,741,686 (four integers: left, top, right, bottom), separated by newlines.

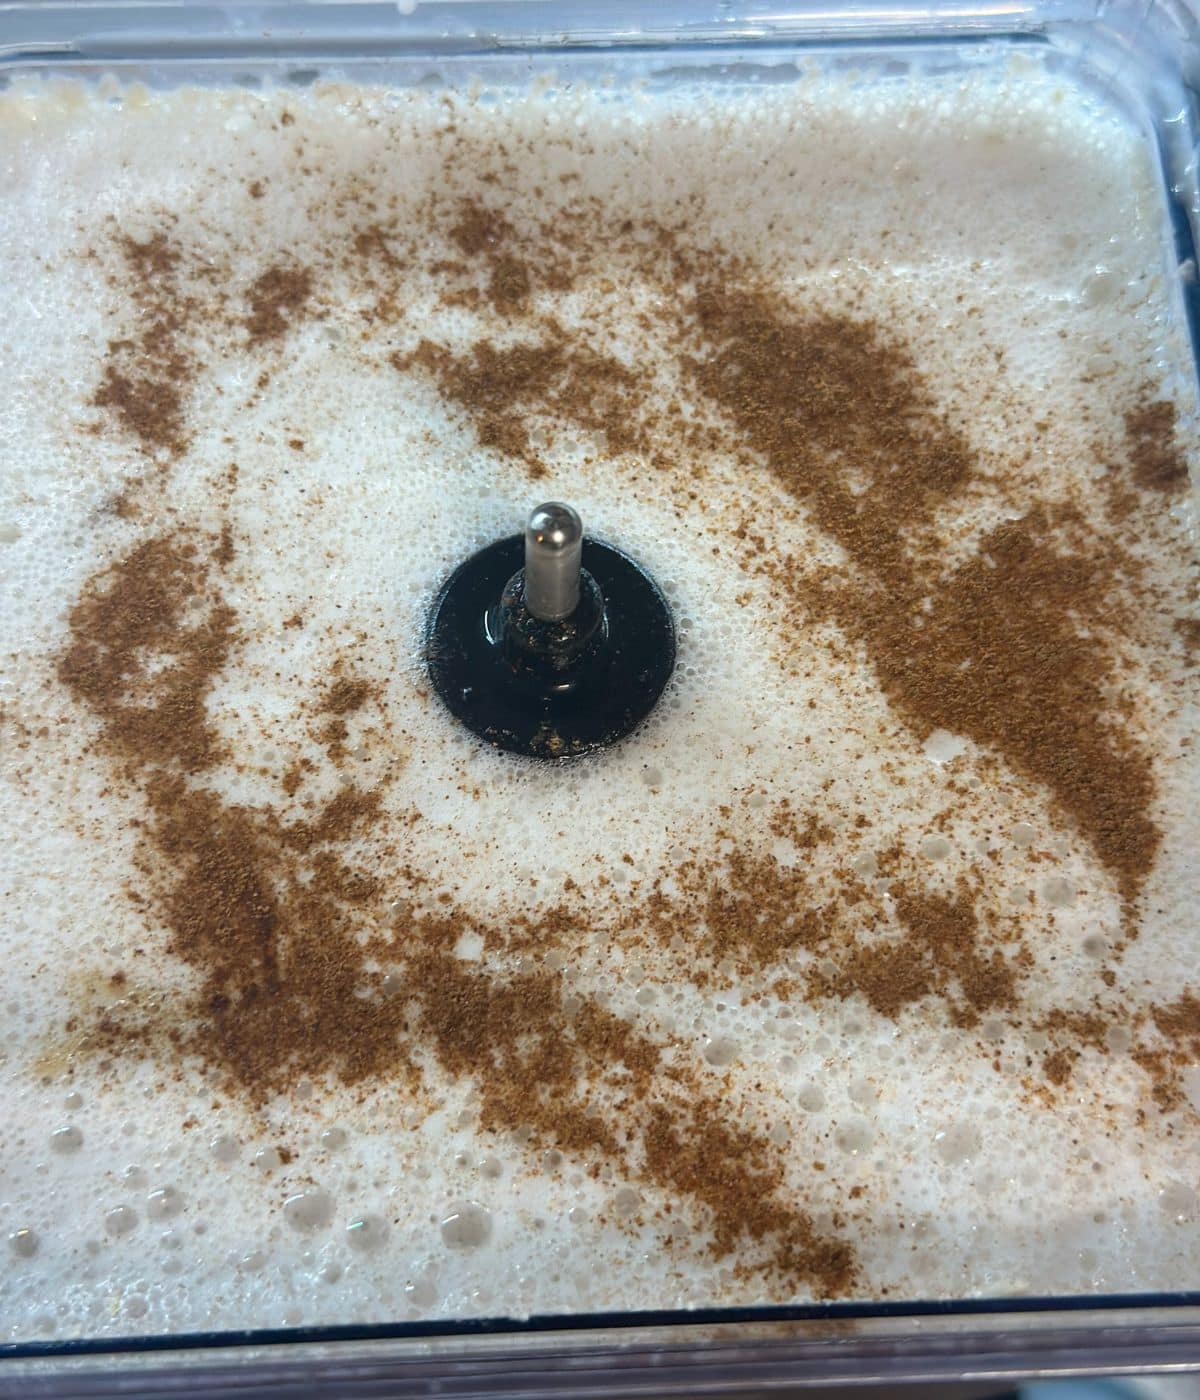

523,502,583,622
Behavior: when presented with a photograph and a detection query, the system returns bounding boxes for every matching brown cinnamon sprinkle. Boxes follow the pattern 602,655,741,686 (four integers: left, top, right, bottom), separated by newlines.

686,287,1160,913
686,844,826,972
1124,400,1190,493
397,213,1167,915
322,676,372,716
1132,991,1200,1108
92,232,320,456
60,531,855,1297
449,200,514,258
1037,1008,1110,1051
1151,991,1200,1043
57,534,235,773
53,515,1181,1282
245,264,314,344
92,234,194,456
1043,1047,1077,1087
394,328,642,478
57,183,1200,1298
816,887,1017,1028
488,254,532,314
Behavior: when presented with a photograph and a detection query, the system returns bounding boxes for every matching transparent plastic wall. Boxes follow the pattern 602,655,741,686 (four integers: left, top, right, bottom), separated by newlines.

0,1,1198,1393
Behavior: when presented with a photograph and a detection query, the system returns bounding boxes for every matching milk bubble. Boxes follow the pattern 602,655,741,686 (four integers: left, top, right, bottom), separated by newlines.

922,730,969,765
284,1189,335,1232
50,1125,83,1153
441,1201,492,1249
210,1135,239,1163
346,1214,389,1251
1158,1182,1198,1223
405,1276,438,1308
104,1206,138,1237
8,1229,38,1258
1041,876,1076,908
834,1119,875,1155
703,1035,739,1068
934,1121,983,1165
147,1187,184,1220
1105,1025,1133,1053
849,1077,879,1106
613,1187,641,1217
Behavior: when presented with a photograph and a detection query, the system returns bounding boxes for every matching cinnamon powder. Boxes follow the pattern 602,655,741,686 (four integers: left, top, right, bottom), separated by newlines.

92,234,194,457
59,530,856,1297
1124,400,1190,494
56,186,1199,1298
687,286,1160,912
244,264,314,344
394,329,643,478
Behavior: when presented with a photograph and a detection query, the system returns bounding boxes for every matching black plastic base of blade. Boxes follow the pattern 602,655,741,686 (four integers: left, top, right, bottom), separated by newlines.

426,535,676,759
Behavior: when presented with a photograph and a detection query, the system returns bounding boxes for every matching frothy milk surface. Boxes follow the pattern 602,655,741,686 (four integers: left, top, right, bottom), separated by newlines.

0,53,1198,1340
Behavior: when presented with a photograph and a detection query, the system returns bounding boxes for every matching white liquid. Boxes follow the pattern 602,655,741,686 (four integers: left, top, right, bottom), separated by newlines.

0,55,1197,1340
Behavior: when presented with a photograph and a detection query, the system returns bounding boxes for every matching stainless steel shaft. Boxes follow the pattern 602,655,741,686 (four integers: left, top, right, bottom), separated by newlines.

523,502,583,622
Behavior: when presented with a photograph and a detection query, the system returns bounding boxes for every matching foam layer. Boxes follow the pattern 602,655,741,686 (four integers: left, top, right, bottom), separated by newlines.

0,53,1198,1340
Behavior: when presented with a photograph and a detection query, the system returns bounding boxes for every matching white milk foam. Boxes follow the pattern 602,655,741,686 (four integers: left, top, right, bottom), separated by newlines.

0,53,1198,1339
